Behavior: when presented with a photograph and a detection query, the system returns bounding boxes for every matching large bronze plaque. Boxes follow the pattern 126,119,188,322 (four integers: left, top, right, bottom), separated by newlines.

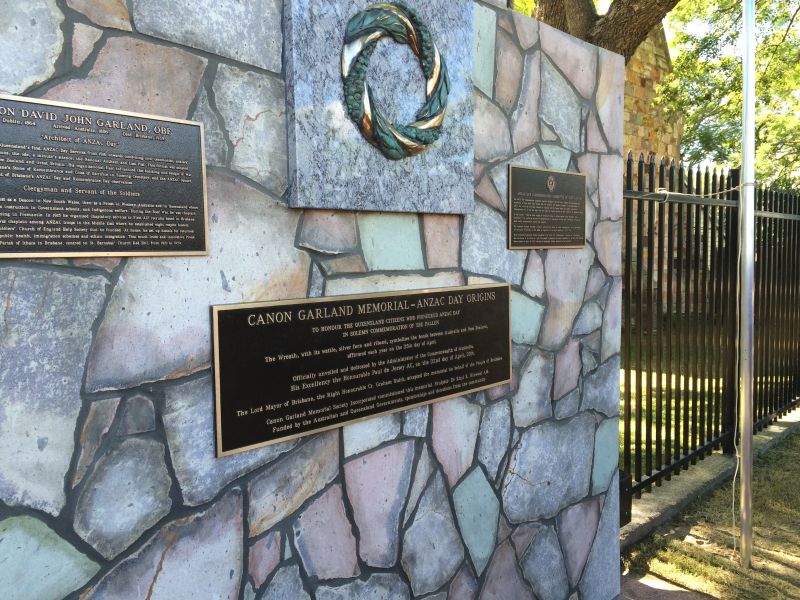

212,284,511,456
0,94,207,258
508,164,586,249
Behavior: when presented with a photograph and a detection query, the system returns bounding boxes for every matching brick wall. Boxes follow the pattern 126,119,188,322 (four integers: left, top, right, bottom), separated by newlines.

624,24,682,157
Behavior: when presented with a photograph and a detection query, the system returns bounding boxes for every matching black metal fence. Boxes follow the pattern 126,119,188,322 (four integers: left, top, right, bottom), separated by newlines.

621,153,800,499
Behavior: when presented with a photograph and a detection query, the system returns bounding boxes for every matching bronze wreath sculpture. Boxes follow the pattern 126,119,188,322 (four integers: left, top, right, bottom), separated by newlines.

341,2,450,160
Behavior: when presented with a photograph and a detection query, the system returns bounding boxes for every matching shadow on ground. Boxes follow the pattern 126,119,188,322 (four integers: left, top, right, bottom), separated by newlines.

622,428,800,599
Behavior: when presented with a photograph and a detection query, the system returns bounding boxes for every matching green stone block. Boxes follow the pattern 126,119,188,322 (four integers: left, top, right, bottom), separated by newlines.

453,467,499,575
358,213,425,271
511,290,545,345
473,3,497,97
592,417,619,495
0,516,99,600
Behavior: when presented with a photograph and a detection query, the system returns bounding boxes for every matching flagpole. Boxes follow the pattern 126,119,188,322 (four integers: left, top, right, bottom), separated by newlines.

739,0,756,569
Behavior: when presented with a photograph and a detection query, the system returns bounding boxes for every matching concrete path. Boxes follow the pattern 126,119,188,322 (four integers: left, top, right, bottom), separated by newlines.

621,574,715,599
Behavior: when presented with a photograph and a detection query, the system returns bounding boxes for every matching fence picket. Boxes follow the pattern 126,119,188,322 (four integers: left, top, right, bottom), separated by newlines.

621,155,799,497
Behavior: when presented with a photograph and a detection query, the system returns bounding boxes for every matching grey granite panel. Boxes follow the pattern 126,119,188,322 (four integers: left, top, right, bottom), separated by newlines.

286,0,474,214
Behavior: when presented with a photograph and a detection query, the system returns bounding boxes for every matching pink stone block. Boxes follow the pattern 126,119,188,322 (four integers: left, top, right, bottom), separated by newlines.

602,277,622,362
345,440,414,567
71,257,121,272
594,220,622,276
293,484,359,580
480,541,535,599
511,523,540,559
557,496,602,586
45,37,206,119
540,21,598,99
494,30,523,113
450,564,479,599
475,92,512,162
299,210,358,254
511,51,541,153
475,175,505,212
72,23,103,67
577,153,600,197
248,531,281,589
320,255,367,276
587,111,608,153
554,338,581,400
597,49,626,152
513,13,539,50
599,154,624,221
72,397,120,487
423,215,461,269
432,397,481,487
67,0,132,31
497,513,513,544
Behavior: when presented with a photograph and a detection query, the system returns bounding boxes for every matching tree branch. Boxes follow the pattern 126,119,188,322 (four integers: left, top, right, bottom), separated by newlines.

588,0,682,61
563,0,599,39
535,0,568,34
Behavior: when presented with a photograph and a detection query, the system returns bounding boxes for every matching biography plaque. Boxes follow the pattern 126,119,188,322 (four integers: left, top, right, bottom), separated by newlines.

0,94,207,258
508,164,586,249
212,284,511,456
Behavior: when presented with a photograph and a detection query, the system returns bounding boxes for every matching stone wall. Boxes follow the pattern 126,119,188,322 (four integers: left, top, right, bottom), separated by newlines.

0,1,623,599
624,24,683,158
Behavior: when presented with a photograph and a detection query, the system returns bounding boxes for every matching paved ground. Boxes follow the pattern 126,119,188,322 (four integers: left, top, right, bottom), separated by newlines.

621,574,715,599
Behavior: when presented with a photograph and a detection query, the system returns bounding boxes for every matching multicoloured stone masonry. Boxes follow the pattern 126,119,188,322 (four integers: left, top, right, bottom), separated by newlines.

0,1,623,598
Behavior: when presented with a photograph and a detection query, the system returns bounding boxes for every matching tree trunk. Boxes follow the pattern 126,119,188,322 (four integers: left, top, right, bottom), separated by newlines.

534,0,568,33
534,0,681,62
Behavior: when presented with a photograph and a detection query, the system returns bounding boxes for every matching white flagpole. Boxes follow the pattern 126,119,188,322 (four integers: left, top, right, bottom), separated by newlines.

739,0,756,569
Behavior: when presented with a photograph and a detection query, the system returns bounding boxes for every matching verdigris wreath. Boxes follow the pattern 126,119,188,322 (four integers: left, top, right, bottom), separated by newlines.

341,2,450,160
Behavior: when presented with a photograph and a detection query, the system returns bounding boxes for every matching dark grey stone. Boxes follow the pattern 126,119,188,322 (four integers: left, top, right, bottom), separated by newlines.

579,473,621,599
478,399,511,480
83,489,244,599
521,526,570,600
502,413,595,522
401,472,464,595
0,267,107,515
74,438,172,559
132,0,282,73
118,394,155,436
162,376,297,506
316,573,410,600
260,565,310,600
582,356,621,417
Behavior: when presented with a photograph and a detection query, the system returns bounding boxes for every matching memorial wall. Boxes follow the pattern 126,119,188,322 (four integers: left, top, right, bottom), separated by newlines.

0,0,624,598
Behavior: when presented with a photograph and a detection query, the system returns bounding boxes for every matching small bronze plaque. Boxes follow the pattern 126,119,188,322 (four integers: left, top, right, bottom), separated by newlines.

508,165,586,249
212,284,511,456
0,94,207,258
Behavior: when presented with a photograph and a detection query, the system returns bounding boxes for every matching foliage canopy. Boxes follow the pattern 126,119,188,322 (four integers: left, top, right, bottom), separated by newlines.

661,0,800,188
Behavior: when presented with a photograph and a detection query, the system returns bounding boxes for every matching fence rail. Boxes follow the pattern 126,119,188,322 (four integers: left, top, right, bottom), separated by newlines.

621,153,800,498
